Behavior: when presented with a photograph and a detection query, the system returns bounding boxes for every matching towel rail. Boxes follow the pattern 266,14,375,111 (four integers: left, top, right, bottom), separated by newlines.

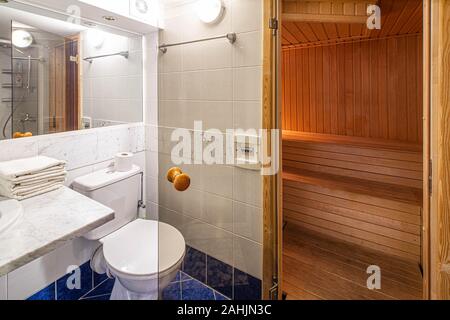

83,51,129,63
159,33,237,54
12,56,45,62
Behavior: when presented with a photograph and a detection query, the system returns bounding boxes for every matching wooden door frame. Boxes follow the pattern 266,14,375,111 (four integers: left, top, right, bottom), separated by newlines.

423,0,431,300
64,34,81,131
429,0,450,300
262,0,283,300
262,0,446,300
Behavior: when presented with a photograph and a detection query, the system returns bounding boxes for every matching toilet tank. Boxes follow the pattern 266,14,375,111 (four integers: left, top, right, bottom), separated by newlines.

72,165,142,240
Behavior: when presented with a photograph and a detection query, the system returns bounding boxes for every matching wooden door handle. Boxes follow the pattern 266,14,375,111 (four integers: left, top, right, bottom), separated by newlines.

167,167,191,192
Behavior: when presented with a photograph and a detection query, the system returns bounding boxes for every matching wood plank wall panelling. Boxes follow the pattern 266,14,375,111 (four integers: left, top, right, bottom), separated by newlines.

282,34,424,144
282,0,375,17
282,134,423,263
281,0,423,48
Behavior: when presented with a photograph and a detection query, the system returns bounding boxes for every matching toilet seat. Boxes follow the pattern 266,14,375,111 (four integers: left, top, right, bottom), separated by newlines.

101,219,185,280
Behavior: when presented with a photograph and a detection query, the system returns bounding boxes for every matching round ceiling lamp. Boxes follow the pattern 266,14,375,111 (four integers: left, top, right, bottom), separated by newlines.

195,0,224,24
12,30,33,48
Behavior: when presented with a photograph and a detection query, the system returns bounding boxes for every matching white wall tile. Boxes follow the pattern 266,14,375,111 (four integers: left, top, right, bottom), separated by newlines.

233,201,263,243
182,188,233,231
159,0,264,274
233,235,262,279
160,73,183,100
159,206,234,266
203,69,233,101
182,39,233,71
160,45,183,73
233,67,262,101
0,138,38,162
146,176,159,204
232,0,263,33
233,168,262,208
234,101,262,130
145,149,159,178
233,31,263,67
0,275,6,300
96,125,145,163
160,100,233,132
37,132,98,171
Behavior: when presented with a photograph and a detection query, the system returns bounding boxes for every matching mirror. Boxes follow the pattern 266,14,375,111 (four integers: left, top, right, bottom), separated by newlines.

0,5,143,141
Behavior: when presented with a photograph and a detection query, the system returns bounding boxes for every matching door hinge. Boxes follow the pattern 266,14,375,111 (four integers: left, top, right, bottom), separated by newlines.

269,17,278,35
268,277,279,300
69,55,79,64
429,159,433,195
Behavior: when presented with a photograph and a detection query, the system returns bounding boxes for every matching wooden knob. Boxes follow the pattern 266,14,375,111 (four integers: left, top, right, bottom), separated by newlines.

167,167,182,183
167,167,191,192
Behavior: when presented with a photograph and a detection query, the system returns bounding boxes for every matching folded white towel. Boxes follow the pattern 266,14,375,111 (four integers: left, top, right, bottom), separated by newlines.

0,156,67,200
8,183,63,200
13,179,65,195
0,156,66,180
14,173,66,187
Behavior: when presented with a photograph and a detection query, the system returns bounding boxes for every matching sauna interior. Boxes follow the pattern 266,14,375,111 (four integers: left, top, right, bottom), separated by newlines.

281,0,425,299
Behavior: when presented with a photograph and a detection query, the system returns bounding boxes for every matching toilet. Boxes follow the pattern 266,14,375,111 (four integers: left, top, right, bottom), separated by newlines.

72,165,185,300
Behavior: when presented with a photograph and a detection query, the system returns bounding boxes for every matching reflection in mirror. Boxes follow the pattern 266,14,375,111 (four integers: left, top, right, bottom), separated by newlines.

0,6,143,141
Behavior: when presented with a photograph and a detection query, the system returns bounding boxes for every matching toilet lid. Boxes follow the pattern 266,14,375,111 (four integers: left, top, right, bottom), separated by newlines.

101,219,185,277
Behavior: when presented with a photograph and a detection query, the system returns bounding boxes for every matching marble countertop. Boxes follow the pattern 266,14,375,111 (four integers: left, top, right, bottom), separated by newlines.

0,187,114,276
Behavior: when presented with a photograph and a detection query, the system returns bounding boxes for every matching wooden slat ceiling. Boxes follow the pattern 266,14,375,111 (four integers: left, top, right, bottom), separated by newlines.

282,0,423,48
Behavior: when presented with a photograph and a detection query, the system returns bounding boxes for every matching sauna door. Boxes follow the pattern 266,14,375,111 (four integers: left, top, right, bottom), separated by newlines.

48,35,80,133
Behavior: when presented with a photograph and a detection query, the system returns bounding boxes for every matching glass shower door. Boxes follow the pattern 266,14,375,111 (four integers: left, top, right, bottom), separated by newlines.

11,47,39,137
0,21,13,140
156,0,265,301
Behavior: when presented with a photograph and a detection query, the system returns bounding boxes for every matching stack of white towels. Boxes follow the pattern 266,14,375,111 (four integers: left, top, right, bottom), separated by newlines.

0,156,67,200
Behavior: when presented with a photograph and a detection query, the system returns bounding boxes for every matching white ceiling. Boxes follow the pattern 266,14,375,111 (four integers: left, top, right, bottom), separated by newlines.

4,0,161,35
0,5,87,39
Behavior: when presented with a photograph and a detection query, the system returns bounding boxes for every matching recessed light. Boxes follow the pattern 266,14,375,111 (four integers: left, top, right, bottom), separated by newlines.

82,21,97,27
102,16,117,22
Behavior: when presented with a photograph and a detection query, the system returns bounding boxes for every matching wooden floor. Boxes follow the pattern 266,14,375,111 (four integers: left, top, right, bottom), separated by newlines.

283,223,423,300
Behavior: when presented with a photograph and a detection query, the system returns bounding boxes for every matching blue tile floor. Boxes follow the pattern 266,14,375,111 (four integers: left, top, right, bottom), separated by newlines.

79,278,115,301
78,271,229,301
163,271,229,301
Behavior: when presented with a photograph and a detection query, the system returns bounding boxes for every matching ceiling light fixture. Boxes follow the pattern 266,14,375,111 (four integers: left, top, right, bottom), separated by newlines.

195,0,224,24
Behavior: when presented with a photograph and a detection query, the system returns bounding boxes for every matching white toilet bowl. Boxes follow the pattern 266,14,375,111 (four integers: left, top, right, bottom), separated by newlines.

100,219,185,299
72,165,186,300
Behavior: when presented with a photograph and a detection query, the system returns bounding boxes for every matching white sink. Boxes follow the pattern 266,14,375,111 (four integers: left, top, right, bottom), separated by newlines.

0,199,23,234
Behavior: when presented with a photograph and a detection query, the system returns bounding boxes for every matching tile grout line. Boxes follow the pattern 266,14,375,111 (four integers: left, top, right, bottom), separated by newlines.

80,293,110,300
79,277,111,300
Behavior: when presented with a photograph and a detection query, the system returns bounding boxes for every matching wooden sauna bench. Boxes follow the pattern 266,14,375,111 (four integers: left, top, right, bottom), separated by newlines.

282,131,423,263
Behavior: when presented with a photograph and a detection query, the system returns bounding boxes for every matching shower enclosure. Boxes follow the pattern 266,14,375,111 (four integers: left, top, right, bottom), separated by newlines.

0,20,74,140
0,24,41,140
0,23,13,140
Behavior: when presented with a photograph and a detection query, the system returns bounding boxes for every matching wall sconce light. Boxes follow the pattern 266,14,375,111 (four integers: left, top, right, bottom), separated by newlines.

195,0,224,24
12,30,33,48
